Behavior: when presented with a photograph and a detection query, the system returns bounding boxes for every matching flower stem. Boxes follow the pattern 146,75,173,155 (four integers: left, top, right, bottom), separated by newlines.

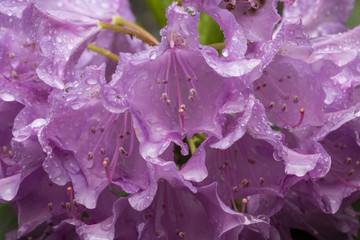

86,44,119,62
113,16,159,45
98,21,158,46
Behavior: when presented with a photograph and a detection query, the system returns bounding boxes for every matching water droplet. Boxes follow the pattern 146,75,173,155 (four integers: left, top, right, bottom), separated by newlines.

222,48,229,57
71,101,86,110
0,93,15,101
86,78,97,85
148,49,157,59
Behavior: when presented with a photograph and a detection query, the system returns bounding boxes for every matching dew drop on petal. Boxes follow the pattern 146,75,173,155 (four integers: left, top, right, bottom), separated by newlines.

86,78,97,85
0,93,15,102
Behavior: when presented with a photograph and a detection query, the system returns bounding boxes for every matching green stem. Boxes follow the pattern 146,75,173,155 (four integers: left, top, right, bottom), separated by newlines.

113,16,159,45
187,138,197,155
98,21,158,46
86,44,119,62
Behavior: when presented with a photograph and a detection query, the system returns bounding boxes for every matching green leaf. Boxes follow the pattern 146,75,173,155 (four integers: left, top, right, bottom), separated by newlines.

81,211,90,219
145,0,173,28
346,0,360,28
0,204,18,240
108,184,130,197
198,13,224,45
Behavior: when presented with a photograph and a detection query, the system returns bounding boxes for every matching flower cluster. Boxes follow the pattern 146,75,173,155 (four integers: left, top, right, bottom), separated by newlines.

1,0,360,239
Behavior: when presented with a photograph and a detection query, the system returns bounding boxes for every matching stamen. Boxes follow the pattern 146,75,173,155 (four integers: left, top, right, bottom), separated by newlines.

345,157,352,165
276,108,305,128
11,70,19,79
259,177,264,185
241,179,250,187
119,147,128,156
331,170,360,189
2,146,8,153
241,198,248,213
100,148,105,154
177,231,186,238
178,108,185,130
268,101,275,109
47,202,53,212
293,95,299,103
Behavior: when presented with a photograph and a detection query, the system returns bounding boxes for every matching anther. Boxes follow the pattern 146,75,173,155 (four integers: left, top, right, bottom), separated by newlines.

100,148,105,154
161,92,169,102
8,150,14,158
262,83,267,87
248,157,257,164
11,70,19,79
22,58,29,63
91,127,96,134
99,127,104,132
88,152,93,160
178,212,184,217
241,179,250,187
73,200,79,207
259,177,264,185
65,202,71,210
348,169,355,176
119,147,128,156
345,157,352,165
8,123,14,129
48,202,53,212
293,95,299,103
284,94,289,100
356,161,360,167
177,231,186,238
2,146,8,153
268,101,275,109
7,53,14,58
233,186,238,193
226,3,235,11
281,104,287,112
